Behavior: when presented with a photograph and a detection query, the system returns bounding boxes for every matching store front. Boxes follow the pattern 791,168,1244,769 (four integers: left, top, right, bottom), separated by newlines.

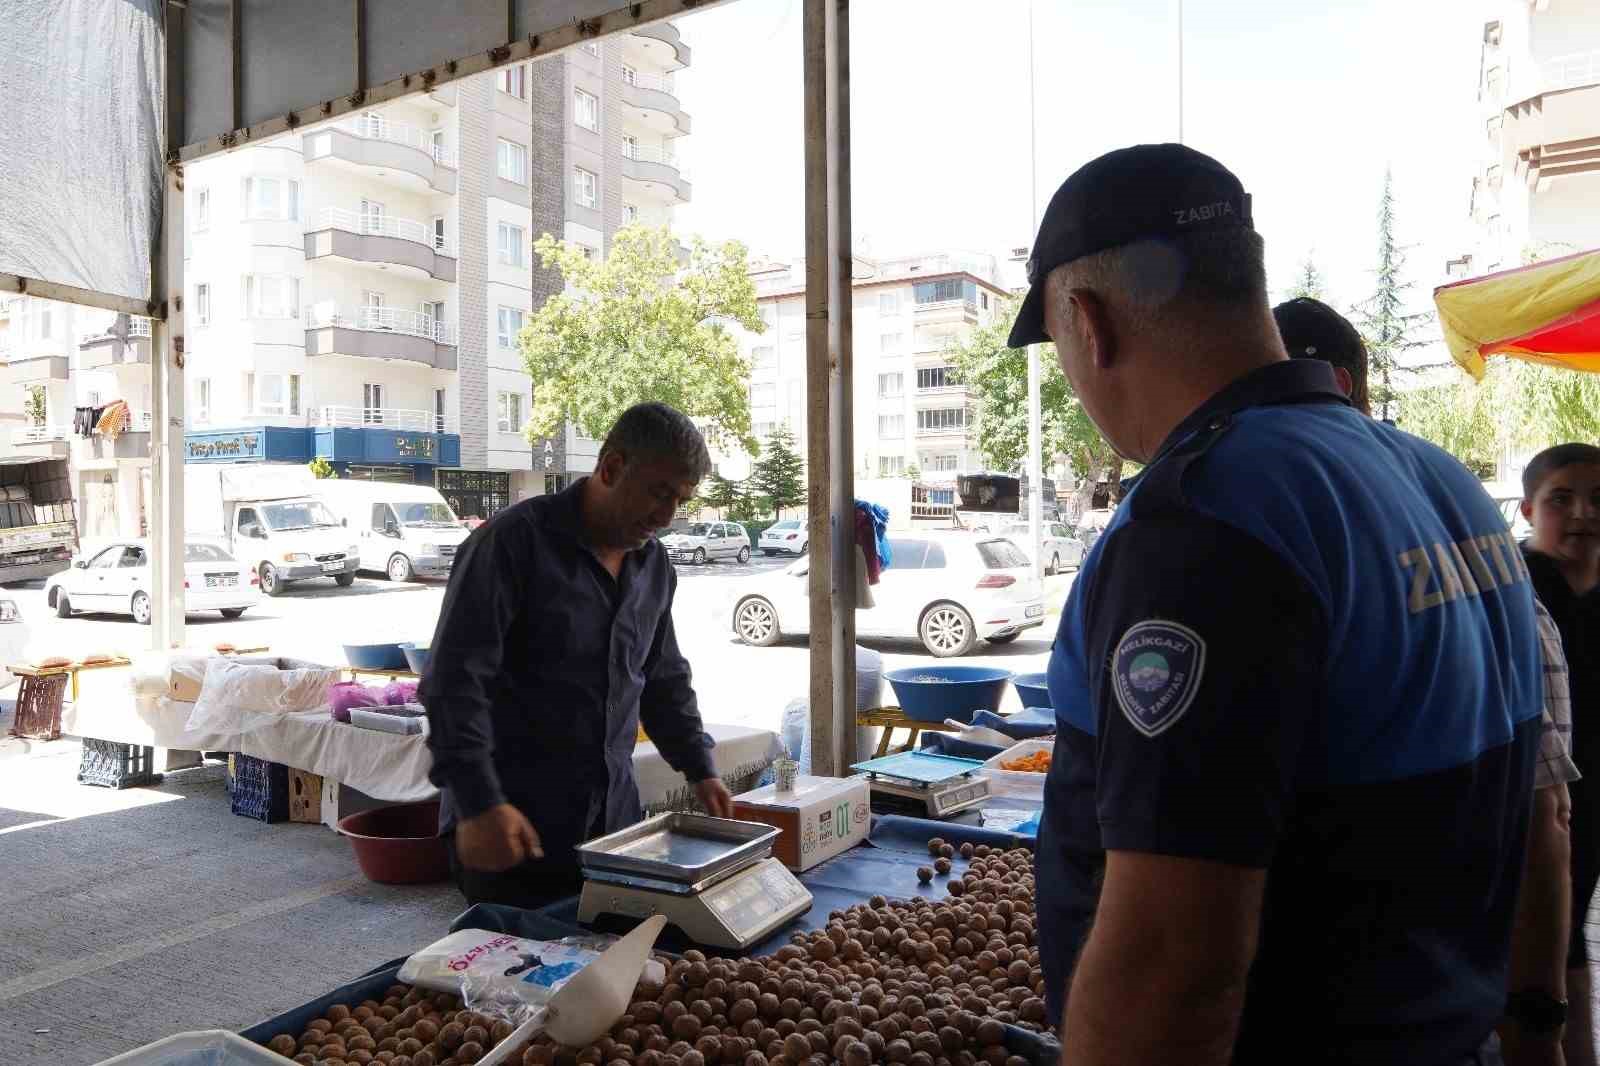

184,425,461,486
435,468,510,524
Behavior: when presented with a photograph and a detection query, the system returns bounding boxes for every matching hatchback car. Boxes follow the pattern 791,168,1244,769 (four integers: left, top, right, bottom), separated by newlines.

661,521,752,565
46,538,261,623
998,521,1085,575
759,519,809,556
730,533,1044,657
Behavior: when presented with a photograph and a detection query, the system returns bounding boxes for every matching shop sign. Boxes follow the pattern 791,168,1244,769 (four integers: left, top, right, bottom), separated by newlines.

186,433,261,459
530,432,566,472
393,434,436,460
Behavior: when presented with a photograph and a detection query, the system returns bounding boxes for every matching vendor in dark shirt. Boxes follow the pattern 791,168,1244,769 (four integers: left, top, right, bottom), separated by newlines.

421,402,733,908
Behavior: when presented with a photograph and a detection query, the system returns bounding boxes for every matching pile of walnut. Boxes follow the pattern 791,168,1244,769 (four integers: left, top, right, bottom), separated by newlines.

517,839,1044,1066
261,987,517,1065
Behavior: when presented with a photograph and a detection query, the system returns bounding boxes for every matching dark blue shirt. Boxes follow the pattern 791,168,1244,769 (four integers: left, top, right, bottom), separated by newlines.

1037,360,1541,1065
421,479,715,865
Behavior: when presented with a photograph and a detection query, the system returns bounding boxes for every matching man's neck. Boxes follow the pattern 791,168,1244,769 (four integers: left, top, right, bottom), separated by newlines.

1131,340,1287,462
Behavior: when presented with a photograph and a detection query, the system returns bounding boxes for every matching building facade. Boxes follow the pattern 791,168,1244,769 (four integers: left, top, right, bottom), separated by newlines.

719,252,1008,485
1448,2,1600,278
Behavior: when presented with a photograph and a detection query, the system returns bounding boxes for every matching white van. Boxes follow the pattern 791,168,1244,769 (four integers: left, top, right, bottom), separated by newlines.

185,465,360,596
316,480,469,581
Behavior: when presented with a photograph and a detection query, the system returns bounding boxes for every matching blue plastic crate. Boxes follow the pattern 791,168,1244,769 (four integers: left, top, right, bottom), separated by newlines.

77,738,162,789
227,753,290,823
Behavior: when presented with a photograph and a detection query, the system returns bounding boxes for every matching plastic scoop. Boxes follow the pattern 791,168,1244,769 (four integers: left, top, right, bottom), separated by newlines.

544,914,669,1048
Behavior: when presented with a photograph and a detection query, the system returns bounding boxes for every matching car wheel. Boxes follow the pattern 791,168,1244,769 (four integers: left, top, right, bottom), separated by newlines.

986,632,1021,645
735,596,781,646
387,553,414,582
259,563,284,597
334,572,357,588
1048,552,1060,576
131,590,152,626
220,607,247,619
921,603,976,658
693,547,706,566
737,545,751,564
54,589,72,618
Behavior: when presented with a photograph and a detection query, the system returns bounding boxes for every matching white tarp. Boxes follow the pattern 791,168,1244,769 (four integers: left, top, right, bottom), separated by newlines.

0,0,163,304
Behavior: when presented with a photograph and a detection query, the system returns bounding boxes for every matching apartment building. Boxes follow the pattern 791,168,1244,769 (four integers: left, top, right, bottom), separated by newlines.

1447,2,1600,279
721,252,1008,485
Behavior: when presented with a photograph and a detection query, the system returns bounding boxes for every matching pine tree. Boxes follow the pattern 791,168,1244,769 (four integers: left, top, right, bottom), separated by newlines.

1286,253,1328,302
1354,169,1433,421
700,471,745,517
751,425,806,518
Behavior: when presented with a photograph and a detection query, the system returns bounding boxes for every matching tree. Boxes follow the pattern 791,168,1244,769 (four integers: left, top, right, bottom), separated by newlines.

750,425,806,517
1284,253,1328,302
520,225,765,452
23,385,45,425
1353,169,1433,421
308,457,337,479
1395,376,1497,479
946,298,1122,509
903,463,922,482
699,471,746,516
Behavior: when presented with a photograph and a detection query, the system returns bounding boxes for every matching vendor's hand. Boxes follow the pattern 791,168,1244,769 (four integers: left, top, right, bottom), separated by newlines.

456,803,543,872
695,777,734,819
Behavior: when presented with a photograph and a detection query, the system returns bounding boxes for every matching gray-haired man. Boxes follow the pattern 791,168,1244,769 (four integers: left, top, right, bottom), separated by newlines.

422,401,733,908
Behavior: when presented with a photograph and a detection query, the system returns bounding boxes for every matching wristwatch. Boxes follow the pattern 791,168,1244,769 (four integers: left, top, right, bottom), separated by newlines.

1506,989,1569,1035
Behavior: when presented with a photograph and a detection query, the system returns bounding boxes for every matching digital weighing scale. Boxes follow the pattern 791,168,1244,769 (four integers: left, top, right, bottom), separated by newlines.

851,750,992,819
576,812,813,951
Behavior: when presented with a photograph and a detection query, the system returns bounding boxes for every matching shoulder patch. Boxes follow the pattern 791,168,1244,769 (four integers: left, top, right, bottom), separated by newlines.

1111,620,1207,737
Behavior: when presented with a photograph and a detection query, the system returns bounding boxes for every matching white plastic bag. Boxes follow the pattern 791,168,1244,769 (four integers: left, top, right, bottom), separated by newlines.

185,657,340,737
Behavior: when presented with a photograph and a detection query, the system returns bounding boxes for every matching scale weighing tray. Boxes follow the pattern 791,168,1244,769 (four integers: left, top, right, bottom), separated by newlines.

576,813,812,950
851,751,992,819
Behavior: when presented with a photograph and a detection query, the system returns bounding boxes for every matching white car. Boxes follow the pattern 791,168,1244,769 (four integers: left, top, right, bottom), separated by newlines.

661,521,752,565
998,521,1086,575
731,533,1044,657
46,538,261,624
759,519,809,556
0,597,31,690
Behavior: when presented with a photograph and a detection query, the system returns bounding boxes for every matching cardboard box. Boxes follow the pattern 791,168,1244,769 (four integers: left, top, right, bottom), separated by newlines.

733,775,870,871
288,768,324,824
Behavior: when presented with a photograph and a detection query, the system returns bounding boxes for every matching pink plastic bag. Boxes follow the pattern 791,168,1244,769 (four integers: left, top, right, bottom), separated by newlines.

383,680,420,706
328,681,383,722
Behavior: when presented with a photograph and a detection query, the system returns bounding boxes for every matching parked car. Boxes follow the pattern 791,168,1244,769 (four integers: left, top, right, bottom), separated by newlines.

661,521,752,565
730,533,1043,657
316,480,469,581
45,538,261,624
1075,508,1116,551
759,519,809,556
1484,481,1532,542
998,521,1085,575
0,597,30,690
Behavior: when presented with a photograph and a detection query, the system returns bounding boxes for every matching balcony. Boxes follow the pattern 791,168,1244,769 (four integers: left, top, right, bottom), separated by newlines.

915,418,971,439
620,71,690,136
1543,50,1600,95
629,21,690,70
913,299,979,325
304,305,458,370
11,425,69,456
4,354,68,383
312,405,457,434
303,116,458,195
78,411,153,461
620,142,692,204
305,208,457,282
78,327,152,370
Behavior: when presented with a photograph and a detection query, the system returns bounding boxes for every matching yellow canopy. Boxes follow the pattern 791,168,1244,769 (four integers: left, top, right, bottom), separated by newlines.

1433,247,1600,379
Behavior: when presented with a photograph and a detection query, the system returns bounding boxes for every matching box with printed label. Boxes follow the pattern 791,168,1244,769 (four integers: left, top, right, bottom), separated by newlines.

733,774,870,871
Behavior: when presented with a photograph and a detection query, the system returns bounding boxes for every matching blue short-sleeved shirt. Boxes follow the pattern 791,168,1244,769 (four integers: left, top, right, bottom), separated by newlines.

1035,360,1542,1065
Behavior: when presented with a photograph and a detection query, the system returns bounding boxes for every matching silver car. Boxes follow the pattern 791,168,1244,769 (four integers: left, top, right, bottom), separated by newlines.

660,521,752,565
999,520,1086,575
759,519,808,556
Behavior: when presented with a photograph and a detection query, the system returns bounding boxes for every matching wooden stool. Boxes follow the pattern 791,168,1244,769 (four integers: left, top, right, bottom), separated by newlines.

856,706,964,758
9,669,69,740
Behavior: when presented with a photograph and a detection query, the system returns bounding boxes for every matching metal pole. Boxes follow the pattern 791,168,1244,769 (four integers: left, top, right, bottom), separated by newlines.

803,0,855,777
1026,0,1043,581
1177,0,1184,144
151,1,187,651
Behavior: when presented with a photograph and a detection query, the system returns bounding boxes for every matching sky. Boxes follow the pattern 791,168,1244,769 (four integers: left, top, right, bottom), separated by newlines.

670,0,1492,348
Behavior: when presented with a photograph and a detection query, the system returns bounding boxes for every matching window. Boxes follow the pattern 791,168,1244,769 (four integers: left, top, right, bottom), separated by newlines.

980,292,989,310
432,215,447,252
574,167,598,209
879,332,903,354
86,388,102,407
244,372,256,414
913,278,976,305
38,309,51,340
578,244,598,262
574,89,599,131
581,41,600,57
241,274,300,319
977,540,1029,569
371,503,393,533
878,413,904,439
622,64,637,85
928,453,959,472
363,383,385,422
363,289,386,310
196,378,211,423
194,187,210,231
916,407,969,432
434,388,447,433
887,539,928,569
420,300,445,327
497,222,525,267
431,129,446,161
259,373,286,415
750,382,777,408
879,455,906,476
752,421,777,440
496,139,529,184
751,346,777,370
497,391,524,433
622,134,639,158
497,306,524,348
194,283,210,326
242,176,300,221
288,374,301,417
917,365,955,390
877,372,903,398
878,292,901,316
623,203,639,225
497,64,526,99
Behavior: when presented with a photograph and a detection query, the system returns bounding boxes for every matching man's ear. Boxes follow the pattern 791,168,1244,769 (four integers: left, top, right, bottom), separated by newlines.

597,450,625,487
1334,366,1354,399
1071,289,1117,370
1521,497,1535,522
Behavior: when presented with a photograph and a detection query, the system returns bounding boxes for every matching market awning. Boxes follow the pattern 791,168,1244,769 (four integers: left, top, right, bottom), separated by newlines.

1434,247,1600,379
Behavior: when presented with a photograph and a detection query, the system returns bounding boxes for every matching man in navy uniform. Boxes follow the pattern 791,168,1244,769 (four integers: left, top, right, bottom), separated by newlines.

1011,144,1544,1065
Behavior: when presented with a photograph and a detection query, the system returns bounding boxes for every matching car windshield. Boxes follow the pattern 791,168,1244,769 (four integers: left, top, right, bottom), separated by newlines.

396,501,458,527
977,539,1029,569
262,500,340,531
769,521,799,531
999,524,1028,537
681,523,712,536
185,543,234,563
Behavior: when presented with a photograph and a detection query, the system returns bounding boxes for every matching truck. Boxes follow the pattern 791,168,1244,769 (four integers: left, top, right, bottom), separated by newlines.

184,464,361,595
0,456,78,586
313,479,469,581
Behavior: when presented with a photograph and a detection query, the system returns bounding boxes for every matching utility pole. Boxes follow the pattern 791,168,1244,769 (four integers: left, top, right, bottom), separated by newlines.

1026,0,1043,582
1177,0,1185,144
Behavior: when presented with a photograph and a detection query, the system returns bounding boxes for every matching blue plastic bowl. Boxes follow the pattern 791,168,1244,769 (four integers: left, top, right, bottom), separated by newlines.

1011,672,1052,710
885,665,1014,724
343,642,409,671
400,642,430,676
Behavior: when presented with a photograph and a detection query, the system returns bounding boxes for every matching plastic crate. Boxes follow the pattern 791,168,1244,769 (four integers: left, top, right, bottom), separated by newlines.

227,753,291,823
78,738,163,789
10,671,68,740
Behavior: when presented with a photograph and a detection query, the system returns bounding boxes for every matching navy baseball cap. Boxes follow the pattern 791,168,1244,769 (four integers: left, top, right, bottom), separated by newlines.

1008,143,1254,348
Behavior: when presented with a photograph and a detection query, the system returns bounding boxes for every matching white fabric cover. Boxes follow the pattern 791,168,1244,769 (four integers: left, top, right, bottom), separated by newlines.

187,658,341,737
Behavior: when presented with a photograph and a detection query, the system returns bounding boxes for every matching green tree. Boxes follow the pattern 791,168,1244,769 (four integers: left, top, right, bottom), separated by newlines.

750,424,806,517
903,463,922,482
520,226,765,451
1284,253,1328,302
946,298,1122,506
1395,376,1498,478
308,457,337,479
1354,169,1433,421
699,471,746,516
23,385,45,425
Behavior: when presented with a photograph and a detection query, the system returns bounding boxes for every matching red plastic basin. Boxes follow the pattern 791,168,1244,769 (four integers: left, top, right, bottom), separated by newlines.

337,800,450,884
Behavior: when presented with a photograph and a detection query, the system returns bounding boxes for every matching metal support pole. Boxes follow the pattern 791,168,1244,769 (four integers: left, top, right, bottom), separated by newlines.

151,2,187,651
803,0,854,777
1027,346,1042,580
